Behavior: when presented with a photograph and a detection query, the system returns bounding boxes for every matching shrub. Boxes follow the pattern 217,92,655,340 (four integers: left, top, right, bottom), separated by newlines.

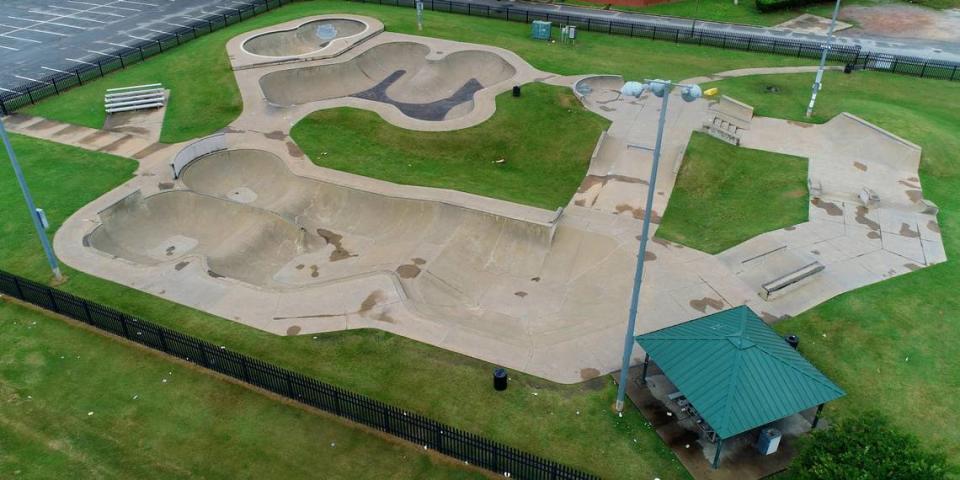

791,412,949,480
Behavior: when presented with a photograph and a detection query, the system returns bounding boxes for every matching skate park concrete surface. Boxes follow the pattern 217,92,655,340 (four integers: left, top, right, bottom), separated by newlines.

47,17,946,384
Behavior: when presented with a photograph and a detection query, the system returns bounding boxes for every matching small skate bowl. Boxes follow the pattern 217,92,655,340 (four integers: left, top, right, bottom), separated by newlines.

258,41,518,122
242,18,367,57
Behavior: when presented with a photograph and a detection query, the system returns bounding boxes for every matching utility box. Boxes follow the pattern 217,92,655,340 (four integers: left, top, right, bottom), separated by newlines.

757,428,782,455
531,20,551,40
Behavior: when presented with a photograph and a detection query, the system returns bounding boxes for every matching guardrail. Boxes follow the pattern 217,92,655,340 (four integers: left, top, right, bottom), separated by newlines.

171,133,228,178
0,268,599,480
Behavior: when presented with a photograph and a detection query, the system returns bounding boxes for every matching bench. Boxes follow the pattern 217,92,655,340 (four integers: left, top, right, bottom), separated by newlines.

760,261,825,300
104,83,166,114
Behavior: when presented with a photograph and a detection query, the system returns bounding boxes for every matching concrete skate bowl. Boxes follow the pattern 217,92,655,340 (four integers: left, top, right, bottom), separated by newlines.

258,42,518,121
242,18,366,57
86,149,553,297
574,75,624,106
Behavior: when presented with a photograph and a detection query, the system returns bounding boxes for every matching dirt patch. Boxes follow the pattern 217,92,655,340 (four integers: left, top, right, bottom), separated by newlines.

286,325,301,336
689,297,724,313
840,5,960,42
811,198,842,216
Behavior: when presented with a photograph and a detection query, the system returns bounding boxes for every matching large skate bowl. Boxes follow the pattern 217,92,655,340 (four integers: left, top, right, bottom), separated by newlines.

242,18,366,57
87,149,554,290
259,41,518,121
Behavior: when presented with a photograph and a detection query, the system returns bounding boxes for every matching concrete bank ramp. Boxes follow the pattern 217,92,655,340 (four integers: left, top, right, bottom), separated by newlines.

243,19,366,57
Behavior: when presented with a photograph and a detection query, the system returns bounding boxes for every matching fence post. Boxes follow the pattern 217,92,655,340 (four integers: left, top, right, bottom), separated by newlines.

285,371,294,397
51,77,59,95
82,300,93,324
12,276,25,300
26,86,35,105
920,61,927,78
198,341,209,366
240,355,250,381
46,288,59,313
158,328,169,352
138,46,144,61
334,388,343,416
0,97,6,116
382,405,391,433
952,65,958,81
119,313,131,338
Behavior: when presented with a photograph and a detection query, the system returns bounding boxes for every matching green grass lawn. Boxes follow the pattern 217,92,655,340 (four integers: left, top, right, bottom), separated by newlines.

291,84,607,210
0,300,485,480
656,132,808,253
0,133,688,479
704,71,960,470
22,0,820,143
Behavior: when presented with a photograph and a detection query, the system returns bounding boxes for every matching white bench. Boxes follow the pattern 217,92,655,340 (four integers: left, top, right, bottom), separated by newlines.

104,83,166,114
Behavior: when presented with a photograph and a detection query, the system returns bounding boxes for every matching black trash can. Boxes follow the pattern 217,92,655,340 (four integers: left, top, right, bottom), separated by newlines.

493,368,508,391
512,85,521,97
785,334,799,350
844,63,854,74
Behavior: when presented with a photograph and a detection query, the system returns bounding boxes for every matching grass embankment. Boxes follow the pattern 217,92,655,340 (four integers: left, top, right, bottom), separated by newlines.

292,84,607,210
656,132,808,253
701,71,960,470
0,133,688,479
0,301,484,480
23,0,820,143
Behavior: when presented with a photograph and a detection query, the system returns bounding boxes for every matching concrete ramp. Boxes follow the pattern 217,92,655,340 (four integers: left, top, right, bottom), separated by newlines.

243,19,366,57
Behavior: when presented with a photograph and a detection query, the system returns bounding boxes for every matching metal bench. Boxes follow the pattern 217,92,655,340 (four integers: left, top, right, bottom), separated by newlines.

104,83,166,114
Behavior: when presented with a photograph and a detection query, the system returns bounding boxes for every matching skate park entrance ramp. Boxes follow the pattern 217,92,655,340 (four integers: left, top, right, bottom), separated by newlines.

259,41,518,122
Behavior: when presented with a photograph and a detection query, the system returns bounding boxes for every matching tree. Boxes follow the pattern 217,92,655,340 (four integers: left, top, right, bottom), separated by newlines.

792,412,949,480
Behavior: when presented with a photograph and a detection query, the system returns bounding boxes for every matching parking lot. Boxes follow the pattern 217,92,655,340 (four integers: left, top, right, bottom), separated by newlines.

0,0,263,93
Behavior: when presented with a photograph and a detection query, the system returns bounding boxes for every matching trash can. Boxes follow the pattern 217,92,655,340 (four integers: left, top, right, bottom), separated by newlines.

757,428,782,455
493,368,508,391
784,334,799,350
512,85,521,97
844,63,855,74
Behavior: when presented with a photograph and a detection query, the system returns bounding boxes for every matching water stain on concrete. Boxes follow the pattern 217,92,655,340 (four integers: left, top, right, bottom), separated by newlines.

644,251,657,261
377,312,396,323
853,161,868,172
208,270,224,278
689,297,724,313
412,258,426,265
54,124,85,137
27,119,60,131
264,130,286,140
867,231,881,240
899,179,920,189
616,204,661,222
158,182,174,190
174,261,189,271
905,190,923,203
286,325,301,336
928,220,940,234
295,264,305,270
530,276,541,282
309,265,319,278
580,368,601,381
784,226,796,231
855,206,881,231
574,199,587,207
165,245,176,256
904,263,922,271
359,290,385,314
787,120,814,128
899,222,920,238
514,291,528,298
133,143,170,160
396,263,421,279
577,175,605,193
811,198,842,216
317,228,357,262
286,141,304,158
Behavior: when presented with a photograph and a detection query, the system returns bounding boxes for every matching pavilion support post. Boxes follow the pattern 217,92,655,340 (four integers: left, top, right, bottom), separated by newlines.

640,353,650,385
812,404,825,429
711,438,724,469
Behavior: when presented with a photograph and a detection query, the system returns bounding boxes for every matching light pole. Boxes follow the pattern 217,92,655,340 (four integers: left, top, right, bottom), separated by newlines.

0,117,63,281
613,79,716,413
806,0,842,118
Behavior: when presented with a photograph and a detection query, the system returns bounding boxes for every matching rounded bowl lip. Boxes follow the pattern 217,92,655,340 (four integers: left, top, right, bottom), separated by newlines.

240,17,370,59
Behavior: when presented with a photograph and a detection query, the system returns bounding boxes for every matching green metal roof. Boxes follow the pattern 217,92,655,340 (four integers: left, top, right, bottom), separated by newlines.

635,305,844,439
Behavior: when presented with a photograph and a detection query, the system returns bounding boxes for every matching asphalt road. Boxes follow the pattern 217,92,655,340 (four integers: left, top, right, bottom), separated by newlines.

0,0,265,93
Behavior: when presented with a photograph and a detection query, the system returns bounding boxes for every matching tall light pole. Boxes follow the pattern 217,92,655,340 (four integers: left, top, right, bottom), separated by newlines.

0,117,63,281
806,0,842,118
614,79,716,413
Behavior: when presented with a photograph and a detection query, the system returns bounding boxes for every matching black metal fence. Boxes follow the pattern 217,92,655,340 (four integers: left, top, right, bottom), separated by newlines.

353,0,960,82
0,0,301,116
0,269,597,480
